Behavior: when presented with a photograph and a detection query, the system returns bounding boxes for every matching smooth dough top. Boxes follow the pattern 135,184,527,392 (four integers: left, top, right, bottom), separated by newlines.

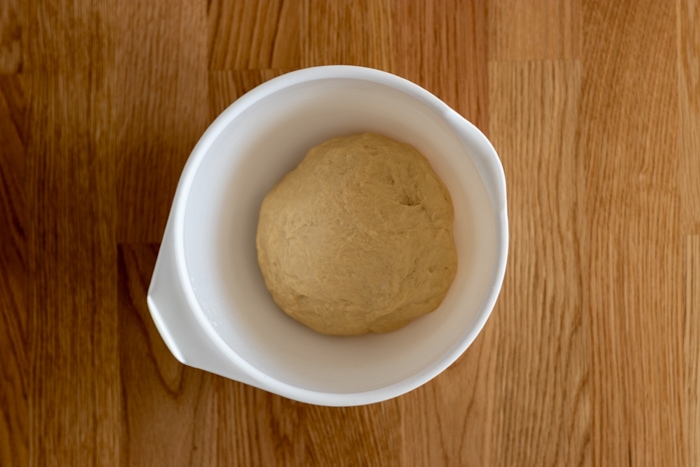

256,133,458,335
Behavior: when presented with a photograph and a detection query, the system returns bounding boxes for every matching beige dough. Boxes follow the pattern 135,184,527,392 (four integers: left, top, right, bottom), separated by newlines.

256,133,458,335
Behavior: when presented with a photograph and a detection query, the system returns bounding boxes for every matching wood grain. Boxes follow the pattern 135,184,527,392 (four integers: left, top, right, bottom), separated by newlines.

488,60,589,466
680,2,700,460
22,0,121,464
2,0,700,465
391,0,489,129
209,0,301,70
0,74,28,467
303,0,393,69
115,0,210,243
680,3,700,461
23,64,120,467
580,1,684,464
306,403,404,465
489,0,581,60
0,0,22,73
215,385,306,466
687,236,700,467
679,0,700,234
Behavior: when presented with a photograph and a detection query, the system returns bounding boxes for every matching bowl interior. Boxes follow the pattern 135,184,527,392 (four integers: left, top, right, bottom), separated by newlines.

182,77,497,394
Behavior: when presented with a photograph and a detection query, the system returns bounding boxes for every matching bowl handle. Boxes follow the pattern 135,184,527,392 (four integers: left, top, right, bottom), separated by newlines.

147,222,257,387
443,108,508,216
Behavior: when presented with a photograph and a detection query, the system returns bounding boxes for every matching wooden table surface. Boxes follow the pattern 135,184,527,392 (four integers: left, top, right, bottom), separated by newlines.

2,0,699,465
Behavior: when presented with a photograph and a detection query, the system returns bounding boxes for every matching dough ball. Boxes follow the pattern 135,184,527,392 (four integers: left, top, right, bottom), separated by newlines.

256,133,457,335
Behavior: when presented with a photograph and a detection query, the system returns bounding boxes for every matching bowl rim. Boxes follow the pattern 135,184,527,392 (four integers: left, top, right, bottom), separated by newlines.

169,65,508,406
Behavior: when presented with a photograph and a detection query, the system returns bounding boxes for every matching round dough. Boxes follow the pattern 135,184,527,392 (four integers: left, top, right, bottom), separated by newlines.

256,133,457,335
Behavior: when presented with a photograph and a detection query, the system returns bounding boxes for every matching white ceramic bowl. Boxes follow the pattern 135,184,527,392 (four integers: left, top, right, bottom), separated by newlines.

148,66,508,406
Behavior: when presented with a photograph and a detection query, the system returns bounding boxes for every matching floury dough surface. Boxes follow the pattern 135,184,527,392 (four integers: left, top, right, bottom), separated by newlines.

256,133,458,335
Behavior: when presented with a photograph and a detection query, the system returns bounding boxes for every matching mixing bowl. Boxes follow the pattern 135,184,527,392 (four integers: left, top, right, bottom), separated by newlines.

147,65,508,406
